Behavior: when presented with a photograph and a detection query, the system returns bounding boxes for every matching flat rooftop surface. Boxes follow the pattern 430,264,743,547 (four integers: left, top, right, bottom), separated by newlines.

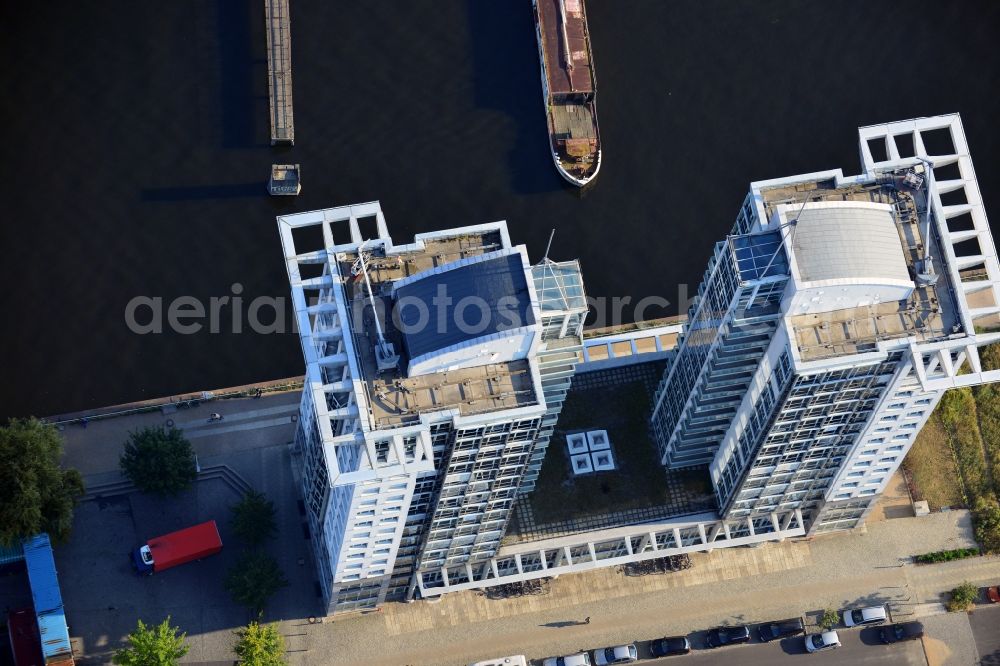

759,177,959,362
336,230,538,429
791,292,947,361
503,360,715,546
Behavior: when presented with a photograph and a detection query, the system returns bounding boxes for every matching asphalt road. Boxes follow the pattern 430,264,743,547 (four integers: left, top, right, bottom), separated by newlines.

970,605,1000,666
642,626,925,665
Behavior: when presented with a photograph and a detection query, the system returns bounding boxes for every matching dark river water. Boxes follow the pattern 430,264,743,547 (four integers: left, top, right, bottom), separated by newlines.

1,1,999,419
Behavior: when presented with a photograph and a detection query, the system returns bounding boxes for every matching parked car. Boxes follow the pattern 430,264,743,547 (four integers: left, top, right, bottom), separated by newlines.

594,644,637,665
987,585,1000,603
879,621,924,644
843,605,888,627
804,631,841,653
705,625,751,648
650,636,691,657
542,654,591,666
757,617,805,642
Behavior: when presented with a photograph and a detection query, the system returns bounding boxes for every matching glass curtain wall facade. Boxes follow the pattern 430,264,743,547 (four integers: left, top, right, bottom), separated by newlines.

654,115,1000,537
650,231,790,467
279,203,587,613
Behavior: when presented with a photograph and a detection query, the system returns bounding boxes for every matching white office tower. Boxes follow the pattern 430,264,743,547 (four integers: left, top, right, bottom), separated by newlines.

278,203,587,613
652,114,1000,535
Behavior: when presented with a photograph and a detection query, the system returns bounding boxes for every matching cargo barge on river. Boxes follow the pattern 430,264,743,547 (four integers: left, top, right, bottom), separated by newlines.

532,0,601,186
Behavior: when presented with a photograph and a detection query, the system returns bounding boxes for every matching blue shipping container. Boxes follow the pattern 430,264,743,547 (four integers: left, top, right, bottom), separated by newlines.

23,534,74,664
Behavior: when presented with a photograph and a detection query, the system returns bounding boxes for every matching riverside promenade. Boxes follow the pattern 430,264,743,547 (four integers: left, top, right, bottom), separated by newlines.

58,387,301,480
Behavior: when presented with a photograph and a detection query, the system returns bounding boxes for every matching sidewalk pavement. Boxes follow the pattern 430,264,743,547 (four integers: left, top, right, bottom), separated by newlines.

293,510,999,666
59,391,300,479
919,611,980,666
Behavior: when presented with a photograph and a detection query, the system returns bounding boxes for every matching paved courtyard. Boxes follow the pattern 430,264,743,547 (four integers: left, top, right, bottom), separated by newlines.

55,391,322,664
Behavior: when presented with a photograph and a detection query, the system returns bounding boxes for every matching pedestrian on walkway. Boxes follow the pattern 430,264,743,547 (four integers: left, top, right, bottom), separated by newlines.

584,616,591,625
209,412,224,422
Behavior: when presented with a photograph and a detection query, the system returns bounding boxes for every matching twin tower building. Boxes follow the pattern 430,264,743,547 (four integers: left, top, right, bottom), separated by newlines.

278,114,1000,614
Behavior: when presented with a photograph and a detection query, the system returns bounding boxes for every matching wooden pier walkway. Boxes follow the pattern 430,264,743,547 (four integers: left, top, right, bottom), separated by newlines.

265,0,294,145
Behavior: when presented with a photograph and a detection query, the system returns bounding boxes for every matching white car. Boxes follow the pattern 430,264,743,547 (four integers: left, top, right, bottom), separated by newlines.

594,644,638,665
843,605,888,627
542,653,591,666
805,631,841,653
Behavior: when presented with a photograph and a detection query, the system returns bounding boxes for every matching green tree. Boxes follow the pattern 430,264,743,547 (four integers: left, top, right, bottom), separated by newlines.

225,551,289,614
231,490,277,548
819,608,839,630
946,581,979,612
0,418,84,546
120,426,197,497
973,497,1000,554
234,621,287,666
112,617,189,666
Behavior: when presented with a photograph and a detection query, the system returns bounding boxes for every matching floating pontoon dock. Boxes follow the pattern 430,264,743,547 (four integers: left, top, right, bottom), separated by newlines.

266,0,294,145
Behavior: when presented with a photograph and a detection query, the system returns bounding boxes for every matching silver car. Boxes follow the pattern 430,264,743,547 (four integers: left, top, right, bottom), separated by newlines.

594,644,638,665
542,653,591,666
805,631,841,653
843,605,888,627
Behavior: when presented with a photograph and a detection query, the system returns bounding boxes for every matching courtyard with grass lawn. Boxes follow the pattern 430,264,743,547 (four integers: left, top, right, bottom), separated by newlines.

504,364,715,546
903,343,1000,554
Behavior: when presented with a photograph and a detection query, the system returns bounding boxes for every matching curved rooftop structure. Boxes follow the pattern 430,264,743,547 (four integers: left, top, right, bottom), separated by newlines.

393,249,537,375
790,202,910,285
